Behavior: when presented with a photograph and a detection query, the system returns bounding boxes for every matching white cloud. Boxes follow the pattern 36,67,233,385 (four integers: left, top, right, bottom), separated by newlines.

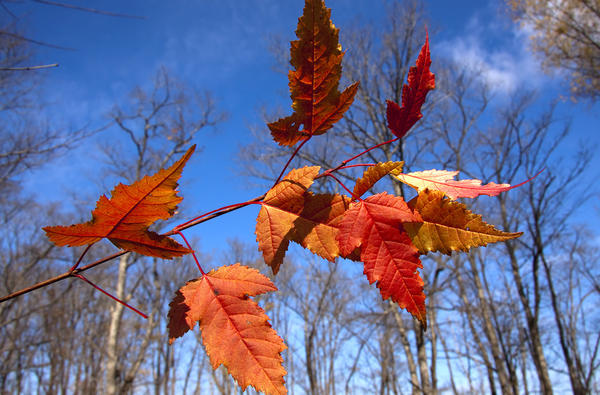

436,15,545,95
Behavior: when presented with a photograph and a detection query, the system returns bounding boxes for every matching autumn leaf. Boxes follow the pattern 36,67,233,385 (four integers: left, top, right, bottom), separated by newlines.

336,192,427,327
255,166,350,273
168,264,286,395
403,189,522,254
386,33,435,139
394,169,518,200
43,146,195,259
268,0,359,146
352,161,404,200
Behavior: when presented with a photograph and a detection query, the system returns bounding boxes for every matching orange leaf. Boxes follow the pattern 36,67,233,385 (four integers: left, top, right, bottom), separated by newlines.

336,193,427,327
43,146,195,259
403,190,522,254
255,166,350,273
352,161,404,200
268,0,359,146
168,264,286,395
394,169,517,200
386,33,435,139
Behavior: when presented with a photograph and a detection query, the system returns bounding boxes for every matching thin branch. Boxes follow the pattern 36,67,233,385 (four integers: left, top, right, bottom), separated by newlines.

324,173,361,201
0,250,128,304
0,63,58,71
176,231,205,275
73,274,148,319
31,0,145,19
0,30,76,50
0,195,265,304
272,137,310,187
169,195,265,234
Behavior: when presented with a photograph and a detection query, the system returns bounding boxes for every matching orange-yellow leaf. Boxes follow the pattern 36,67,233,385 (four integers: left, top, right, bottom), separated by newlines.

267,0,359,146
43,146,195,259
336,193,427,327
255,166,351,273
256,166,319,273
167,264,286,395
352,161,404,200
403,190,522,254
394,169,516,200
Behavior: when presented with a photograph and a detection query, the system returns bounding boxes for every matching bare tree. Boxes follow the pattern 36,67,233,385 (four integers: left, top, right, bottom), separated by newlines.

0,21,100,394
99,66,224,394
507,0,600,100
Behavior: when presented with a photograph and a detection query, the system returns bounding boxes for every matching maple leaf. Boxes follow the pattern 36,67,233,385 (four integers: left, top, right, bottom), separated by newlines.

386,33,435,139
336,192,427,327
352,161,404,200
43,146,195,259
268,0,359,146
168,264,286,395
403,189,522,255
394,169,518,200
255,166,350,273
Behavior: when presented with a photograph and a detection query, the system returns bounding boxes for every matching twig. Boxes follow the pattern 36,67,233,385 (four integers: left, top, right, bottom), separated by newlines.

272,137,310,187
168,195,265,235
0,251,128,304
0,63,59,71
177,232,205,275
0,30,76,50
0,194,265,304
317,136,400,181
32,0,145,19
73,274,148,319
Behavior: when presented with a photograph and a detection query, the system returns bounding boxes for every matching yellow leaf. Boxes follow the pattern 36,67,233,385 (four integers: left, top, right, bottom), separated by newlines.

403,190,522,254
353,161,404,199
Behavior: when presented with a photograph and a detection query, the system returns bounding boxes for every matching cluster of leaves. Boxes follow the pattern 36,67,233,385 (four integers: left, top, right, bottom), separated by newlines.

40,0,524,394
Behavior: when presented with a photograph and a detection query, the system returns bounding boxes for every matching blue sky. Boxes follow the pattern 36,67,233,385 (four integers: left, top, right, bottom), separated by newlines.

6,0,598,258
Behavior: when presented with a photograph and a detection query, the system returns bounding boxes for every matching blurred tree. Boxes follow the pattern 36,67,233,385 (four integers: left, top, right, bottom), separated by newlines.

507,0,600,100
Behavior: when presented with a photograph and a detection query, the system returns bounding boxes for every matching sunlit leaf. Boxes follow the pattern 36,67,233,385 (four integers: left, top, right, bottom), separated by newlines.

268,0,359,146
336,192,427,327
394,169,516,199
386,33,435,138
403,189,522,254
43,146,195,258
168,264,286,395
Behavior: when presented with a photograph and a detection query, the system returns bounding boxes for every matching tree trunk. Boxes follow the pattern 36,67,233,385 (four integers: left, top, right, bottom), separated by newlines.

105,253,130,394
393,307,419,395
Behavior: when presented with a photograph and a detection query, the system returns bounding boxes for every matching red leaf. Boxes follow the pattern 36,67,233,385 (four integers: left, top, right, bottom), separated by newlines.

168,264,286,395
43,146,195,259
336,193,427,327
386,33,435,139
267,0,359,146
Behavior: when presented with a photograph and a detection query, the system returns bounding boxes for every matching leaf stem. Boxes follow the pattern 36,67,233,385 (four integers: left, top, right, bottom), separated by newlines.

316,137,399,180
337,163,375,170
73,273,148,319
176,231,205,275
69,244,93,272
272,137,310,187
169,196,265,234
324,173,362,201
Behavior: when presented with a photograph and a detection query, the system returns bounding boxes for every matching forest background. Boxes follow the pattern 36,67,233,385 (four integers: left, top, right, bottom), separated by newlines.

1,0,598,394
